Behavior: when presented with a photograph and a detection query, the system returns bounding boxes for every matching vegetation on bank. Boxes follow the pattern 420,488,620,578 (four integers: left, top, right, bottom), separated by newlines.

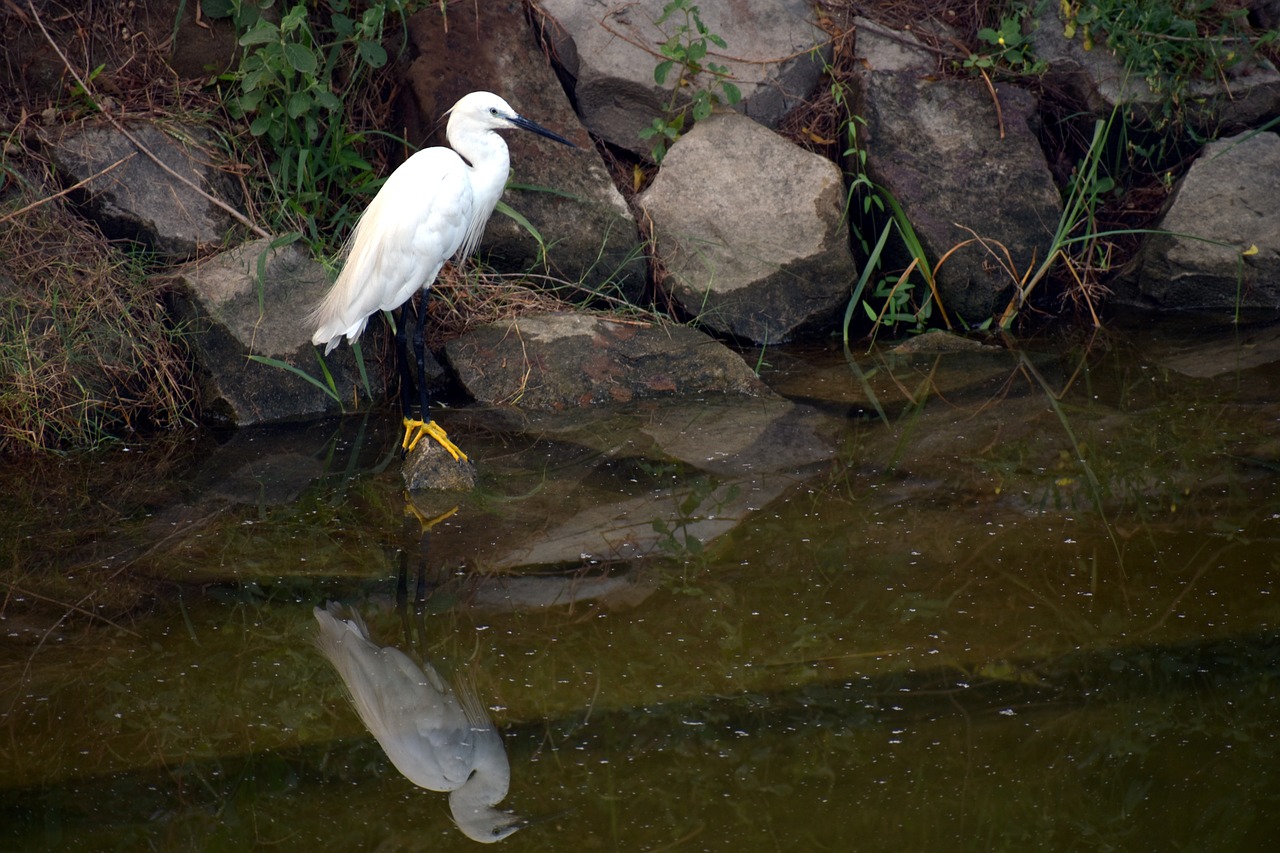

1,0,1277,452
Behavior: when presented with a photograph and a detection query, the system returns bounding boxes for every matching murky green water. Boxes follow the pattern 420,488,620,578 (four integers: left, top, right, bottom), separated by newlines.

4,322,1280,851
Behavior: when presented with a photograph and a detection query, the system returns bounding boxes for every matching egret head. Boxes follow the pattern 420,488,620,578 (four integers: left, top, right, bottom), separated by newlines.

446,91,577,150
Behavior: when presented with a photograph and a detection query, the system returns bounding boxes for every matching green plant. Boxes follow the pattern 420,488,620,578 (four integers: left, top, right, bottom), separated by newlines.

67,62,107,116
639,0,742,163
1061,0,1277,131
963,6,1047,76
209,0,416,249
835,82,945,344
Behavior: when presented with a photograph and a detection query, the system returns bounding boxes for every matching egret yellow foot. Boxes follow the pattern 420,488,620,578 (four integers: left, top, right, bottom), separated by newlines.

402,417,469,462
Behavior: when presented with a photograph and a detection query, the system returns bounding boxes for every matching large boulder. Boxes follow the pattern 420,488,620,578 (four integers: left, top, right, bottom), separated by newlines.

49,122,244,261
396,0,647,302
444,312,765,410
1120,130,1280,313
537,0,829,156
851,19,1062,325
165,237,386,424
637,113,857,344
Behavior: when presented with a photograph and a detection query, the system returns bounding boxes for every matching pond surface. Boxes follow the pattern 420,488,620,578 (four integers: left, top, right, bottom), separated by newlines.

3,320,1280,851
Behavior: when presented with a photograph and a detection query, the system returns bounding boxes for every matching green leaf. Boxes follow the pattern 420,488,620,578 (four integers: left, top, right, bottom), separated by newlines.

249,114,274,137
655,59,674,85
287,90,312,118
201,0,235,19
248,355,342,404
720,81,741,104
361,5,386,32
239,21,280,46
357,39,387,68
282,42,318,74
280,4,309,34
331,13,355,38
313,89,341,112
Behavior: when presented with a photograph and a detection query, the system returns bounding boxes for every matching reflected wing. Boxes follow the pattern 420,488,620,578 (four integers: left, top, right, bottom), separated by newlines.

313,604,475,790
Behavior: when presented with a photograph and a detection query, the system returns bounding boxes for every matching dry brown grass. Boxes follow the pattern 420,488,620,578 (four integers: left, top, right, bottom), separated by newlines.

0,151,196,452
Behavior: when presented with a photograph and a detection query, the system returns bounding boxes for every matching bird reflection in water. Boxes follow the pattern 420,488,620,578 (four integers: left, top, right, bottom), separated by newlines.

314,592,522,843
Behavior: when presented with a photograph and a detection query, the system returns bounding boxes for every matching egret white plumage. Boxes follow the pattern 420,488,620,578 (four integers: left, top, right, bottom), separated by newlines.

310,92,576,462
313,602,523,843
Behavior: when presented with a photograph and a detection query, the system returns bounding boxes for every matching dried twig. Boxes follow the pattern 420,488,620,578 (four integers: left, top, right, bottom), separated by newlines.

0,153,135,225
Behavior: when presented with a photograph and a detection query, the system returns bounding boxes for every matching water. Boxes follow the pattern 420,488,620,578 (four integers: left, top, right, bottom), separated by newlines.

3,322,1279,851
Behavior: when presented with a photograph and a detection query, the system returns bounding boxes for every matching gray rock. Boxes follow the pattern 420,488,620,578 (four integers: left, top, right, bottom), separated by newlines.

1248,0,1280,29
166,236,387,424
852,27,1062,324
402,440,478,492
538,0,829,156
1124,131,1280,312
397,0,647,302
49,122,243,261
637,113,857,344
852,16,937,74
444,311,765,410
1029,8,1280,133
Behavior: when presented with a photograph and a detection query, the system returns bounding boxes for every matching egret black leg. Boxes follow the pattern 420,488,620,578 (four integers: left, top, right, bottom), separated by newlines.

396,302,417,423
413,293,431,426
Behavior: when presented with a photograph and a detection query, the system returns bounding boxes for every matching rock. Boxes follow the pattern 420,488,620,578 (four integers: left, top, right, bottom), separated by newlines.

1249,0,1280,29
890,329,1002,355
166,236,387,424
457,395,835,568
1122,130,1280,313
852,21,1062,324
397,0,647,302
1148,322,1280,379
637,113,856,344
1029,7,1280,133
49,122,244,261
402,440,479,492
444,312,765,410
537,0,829,156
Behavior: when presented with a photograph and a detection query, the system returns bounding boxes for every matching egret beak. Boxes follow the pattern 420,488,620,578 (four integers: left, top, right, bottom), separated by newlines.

509,114,578,149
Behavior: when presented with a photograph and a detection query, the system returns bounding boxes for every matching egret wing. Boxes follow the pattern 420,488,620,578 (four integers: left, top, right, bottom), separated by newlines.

310,148,474,351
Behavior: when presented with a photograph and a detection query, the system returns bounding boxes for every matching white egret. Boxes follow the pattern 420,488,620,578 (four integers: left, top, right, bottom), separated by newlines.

310,92,576,462
313,602,523,843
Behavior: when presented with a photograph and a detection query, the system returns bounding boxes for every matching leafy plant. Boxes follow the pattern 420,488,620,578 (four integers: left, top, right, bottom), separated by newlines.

834,81,945,343
963,6,1047,76
208,0,416,249
639,0,742,163
1060,0,1277,132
